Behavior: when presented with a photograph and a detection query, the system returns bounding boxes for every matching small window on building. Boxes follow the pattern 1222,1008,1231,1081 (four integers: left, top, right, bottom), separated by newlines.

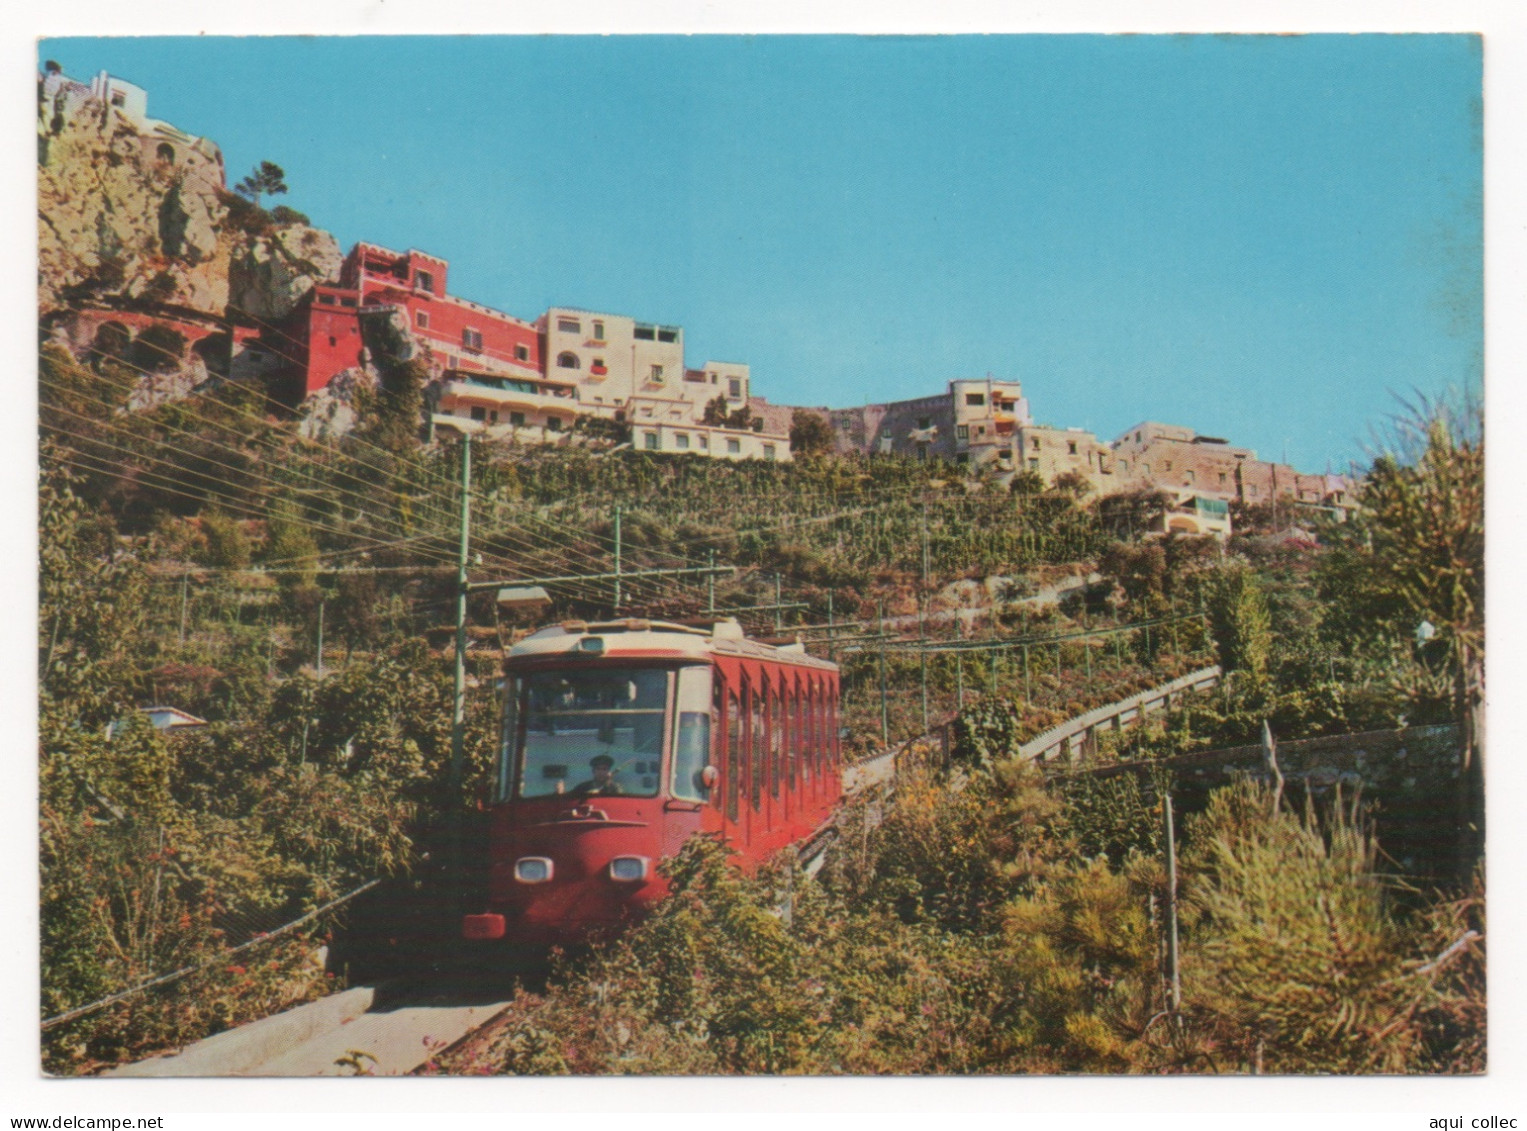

977,426,985,437
1163,460,1172,471
448,355,459,368
918,416,932,430
509,412,526,427
1068,441,1078,455
557,352,579,369
1029,458,1040,470
1219,472,1228,484
415,310,429,328
763,444,777,460
546,417,562,432
634,325,656,341
965,393,985,406
415,270,434,293
1030,436,1041,450
1185,470,1196,484
319,294,336,305
557,317,581,334
515,344,530,361
111,91,126,108
657,329,678,343
645,432,661,451
328,336,337,347
156,142,176,164
727,438,741,454
462,328,483,350
956,424,969,440
592,320,605,341
698,434,709,449
728,377,742,398
675,432,690,450
470,406,486,422
591,357,606,374
650,364,664,382
339,297,357,308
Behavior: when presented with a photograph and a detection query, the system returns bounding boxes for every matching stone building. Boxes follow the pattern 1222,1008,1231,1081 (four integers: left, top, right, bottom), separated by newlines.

1106,421,1355,518
41,68,226,190
1014,423,1118,491
272,246,791,458
825,379,1031,469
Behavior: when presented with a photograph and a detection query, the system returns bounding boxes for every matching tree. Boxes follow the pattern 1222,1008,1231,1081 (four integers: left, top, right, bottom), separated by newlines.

789,410,834,456
1050,470,1093,498
130,323,187,374
1207,565,1272,682
234,161,288,207
1096,488,1172,540
268,205,309,227
365,356,427,454
1009,469,1045,496
1098,541,1166,614
1319,397,1484,872
199,508,251,569
702,395,729,427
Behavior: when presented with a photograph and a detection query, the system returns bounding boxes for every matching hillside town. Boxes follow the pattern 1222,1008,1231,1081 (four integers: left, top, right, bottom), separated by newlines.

39,65,1353,540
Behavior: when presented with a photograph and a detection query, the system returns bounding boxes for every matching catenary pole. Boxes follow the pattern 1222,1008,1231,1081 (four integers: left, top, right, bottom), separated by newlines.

878,601,889,746
449,434,472,908
613,503,622,612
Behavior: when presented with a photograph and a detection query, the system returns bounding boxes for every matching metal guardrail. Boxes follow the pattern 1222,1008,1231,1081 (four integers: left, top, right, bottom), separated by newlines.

1017,664,1223,763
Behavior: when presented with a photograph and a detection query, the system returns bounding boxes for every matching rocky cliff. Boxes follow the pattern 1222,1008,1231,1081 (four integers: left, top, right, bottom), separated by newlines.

38,92,341,338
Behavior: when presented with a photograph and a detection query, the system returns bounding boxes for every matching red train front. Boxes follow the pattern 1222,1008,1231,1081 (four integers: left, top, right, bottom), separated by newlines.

462,618,841,947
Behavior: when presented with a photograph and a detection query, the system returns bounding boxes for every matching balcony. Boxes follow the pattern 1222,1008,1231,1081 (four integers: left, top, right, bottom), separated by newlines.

439,375,577,412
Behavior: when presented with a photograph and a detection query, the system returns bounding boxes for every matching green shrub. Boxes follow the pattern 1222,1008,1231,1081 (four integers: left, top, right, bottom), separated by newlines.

1181,781,1438,1073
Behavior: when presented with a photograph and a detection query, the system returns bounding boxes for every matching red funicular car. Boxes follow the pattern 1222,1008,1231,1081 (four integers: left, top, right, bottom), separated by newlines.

462,618,841,948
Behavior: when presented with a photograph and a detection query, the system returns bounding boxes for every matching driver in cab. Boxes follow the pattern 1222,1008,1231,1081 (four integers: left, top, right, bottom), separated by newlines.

571,753,623,797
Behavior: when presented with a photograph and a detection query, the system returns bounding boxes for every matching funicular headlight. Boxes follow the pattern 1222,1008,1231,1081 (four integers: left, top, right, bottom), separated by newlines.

608,856,650,883
514,857,554,883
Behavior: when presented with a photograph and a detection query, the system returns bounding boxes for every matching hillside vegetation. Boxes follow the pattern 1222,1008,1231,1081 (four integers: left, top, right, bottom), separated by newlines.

38,333,1483,1073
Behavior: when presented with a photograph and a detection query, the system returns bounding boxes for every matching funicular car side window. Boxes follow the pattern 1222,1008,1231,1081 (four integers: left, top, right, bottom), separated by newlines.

726,687,741,821
671,665,713,802
750,677,765,812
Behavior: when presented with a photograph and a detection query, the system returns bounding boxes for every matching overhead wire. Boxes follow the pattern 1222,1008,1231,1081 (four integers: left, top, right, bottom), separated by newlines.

39,405,464,570
41,354,618,577
38,348,468,544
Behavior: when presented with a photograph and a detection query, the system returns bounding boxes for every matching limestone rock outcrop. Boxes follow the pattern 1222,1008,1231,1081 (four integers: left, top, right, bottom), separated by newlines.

298,365,377,441
38,90,341,352
38,99,231,315
228,223,344,322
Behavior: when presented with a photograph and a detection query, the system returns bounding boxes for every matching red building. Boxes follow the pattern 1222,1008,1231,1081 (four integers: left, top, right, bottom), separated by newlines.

280,242,542,397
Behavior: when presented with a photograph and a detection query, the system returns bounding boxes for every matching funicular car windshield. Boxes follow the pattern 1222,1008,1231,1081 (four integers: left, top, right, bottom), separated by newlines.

507,666,670,799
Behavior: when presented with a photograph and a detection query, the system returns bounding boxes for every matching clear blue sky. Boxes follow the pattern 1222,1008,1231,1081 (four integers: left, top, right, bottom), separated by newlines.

40,34,1481,473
